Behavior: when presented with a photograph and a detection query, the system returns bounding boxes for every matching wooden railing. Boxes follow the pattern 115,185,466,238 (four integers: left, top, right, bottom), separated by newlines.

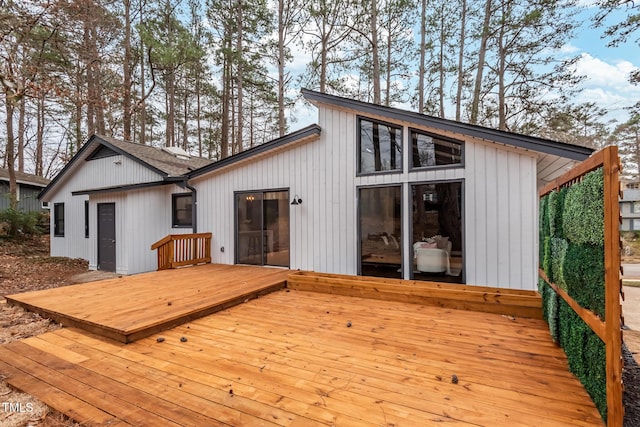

150,232,212,270
539,145,622,427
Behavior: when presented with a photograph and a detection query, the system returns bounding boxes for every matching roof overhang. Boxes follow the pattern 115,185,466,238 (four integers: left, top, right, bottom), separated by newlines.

70,180,178,196
301,89,594,162
189,124,321,179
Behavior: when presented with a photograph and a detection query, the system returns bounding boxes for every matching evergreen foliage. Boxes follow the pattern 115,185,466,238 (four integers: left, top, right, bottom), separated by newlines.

0,208,46,239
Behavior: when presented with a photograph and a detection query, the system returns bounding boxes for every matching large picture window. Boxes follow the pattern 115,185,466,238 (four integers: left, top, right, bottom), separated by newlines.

359,186,402,278
411,129,463,169
358,118,402,174
172,193,192,227
54,203,64,237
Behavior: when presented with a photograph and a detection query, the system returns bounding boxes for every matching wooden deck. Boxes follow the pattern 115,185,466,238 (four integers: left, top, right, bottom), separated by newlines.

0,289,603,426
5,264,289,343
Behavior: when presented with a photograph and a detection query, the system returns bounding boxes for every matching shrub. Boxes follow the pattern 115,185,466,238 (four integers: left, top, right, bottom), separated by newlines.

0,208,45,239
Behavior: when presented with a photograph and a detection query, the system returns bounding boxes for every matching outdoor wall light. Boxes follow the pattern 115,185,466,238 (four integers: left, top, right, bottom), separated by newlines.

291,195,302,205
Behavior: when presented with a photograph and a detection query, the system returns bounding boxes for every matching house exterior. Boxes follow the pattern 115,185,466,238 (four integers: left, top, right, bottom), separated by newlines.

38,135,213,274
0,168,50,212
620,180,640,232
40,90,593,289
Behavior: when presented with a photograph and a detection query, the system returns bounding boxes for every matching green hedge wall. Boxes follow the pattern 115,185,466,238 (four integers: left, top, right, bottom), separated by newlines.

558,297,607,421
539,280,607,421
538,167,607,422
563,243,605,318
562,168,604,246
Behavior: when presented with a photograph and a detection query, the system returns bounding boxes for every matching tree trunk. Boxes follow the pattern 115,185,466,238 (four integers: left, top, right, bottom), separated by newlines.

370,0,381,105
438,2,445,118
236,0,244,153
470,0,492,125
139,2,146,145
5,97,17,210
123,0,132,141
35,91,45,176
277,0,286,136
497,1,507,130
17,94,25,172
455,0,467,121
418,0,427,114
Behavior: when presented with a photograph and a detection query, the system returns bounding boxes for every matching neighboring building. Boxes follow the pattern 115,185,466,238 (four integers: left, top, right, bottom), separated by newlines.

39,89,594,289
0,168,50,212
620,180,640,231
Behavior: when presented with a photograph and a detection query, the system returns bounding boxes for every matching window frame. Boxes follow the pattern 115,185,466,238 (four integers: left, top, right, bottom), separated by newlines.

357,116,403,176
409,128,464,171
84,200,89,238
172,193,193,228
54,202,65,237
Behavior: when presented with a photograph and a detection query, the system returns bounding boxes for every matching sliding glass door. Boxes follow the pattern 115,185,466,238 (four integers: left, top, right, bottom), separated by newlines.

236,190,290,267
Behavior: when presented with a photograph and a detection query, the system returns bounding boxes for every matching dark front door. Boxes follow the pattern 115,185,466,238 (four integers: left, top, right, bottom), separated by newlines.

97,203,116,272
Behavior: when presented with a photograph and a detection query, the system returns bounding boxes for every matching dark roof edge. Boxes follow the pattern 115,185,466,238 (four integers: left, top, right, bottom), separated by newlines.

301,88,594,161
38,134,169,200
189,124,322,179
71,180,174,196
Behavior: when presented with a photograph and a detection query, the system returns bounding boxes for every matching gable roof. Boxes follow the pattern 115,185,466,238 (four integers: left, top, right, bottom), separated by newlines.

189,124,322,179
94,134,214,177
301,88,594,161
0,168,50,187
39,134,214,200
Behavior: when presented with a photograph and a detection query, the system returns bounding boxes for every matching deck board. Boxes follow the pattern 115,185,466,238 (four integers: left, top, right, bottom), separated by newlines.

5,264,289,343
0,288,603,426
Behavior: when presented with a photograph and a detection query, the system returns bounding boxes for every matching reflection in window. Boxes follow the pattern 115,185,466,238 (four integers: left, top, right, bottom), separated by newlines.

359,186,402,278
411,130,462,168
172,193,193,227
359,118,402,174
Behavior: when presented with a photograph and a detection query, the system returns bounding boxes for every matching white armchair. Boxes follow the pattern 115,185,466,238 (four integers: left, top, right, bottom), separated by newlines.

414,240,452,274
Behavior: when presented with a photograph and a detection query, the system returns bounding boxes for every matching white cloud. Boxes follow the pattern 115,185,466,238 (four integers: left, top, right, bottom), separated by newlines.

572,53,640,123
574,53,637,89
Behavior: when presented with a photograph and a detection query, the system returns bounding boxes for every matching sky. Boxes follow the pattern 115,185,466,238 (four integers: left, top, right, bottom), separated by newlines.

289,2,640,131
570,3,640,126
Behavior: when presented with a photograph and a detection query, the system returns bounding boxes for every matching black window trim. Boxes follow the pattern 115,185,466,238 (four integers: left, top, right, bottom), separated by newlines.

172,193,193,228
84,200,89,238
409,127,465,171
54,202,65,237
356,115,404,177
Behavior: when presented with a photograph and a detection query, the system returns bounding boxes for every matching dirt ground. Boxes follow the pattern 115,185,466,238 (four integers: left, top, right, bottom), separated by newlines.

0,236,639,426
0,236,89,427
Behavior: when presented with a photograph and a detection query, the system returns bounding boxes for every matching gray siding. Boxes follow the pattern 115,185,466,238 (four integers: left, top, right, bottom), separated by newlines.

0,182,46,212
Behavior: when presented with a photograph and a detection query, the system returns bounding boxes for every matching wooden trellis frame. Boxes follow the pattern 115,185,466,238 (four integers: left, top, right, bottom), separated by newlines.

538,145,623,427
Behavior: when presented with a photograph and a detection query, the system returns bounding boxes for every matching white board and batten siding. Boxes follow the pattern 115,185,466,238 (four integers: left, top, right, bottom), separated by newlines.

195,105,538,290
195,108,358,276
46,153,192,275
